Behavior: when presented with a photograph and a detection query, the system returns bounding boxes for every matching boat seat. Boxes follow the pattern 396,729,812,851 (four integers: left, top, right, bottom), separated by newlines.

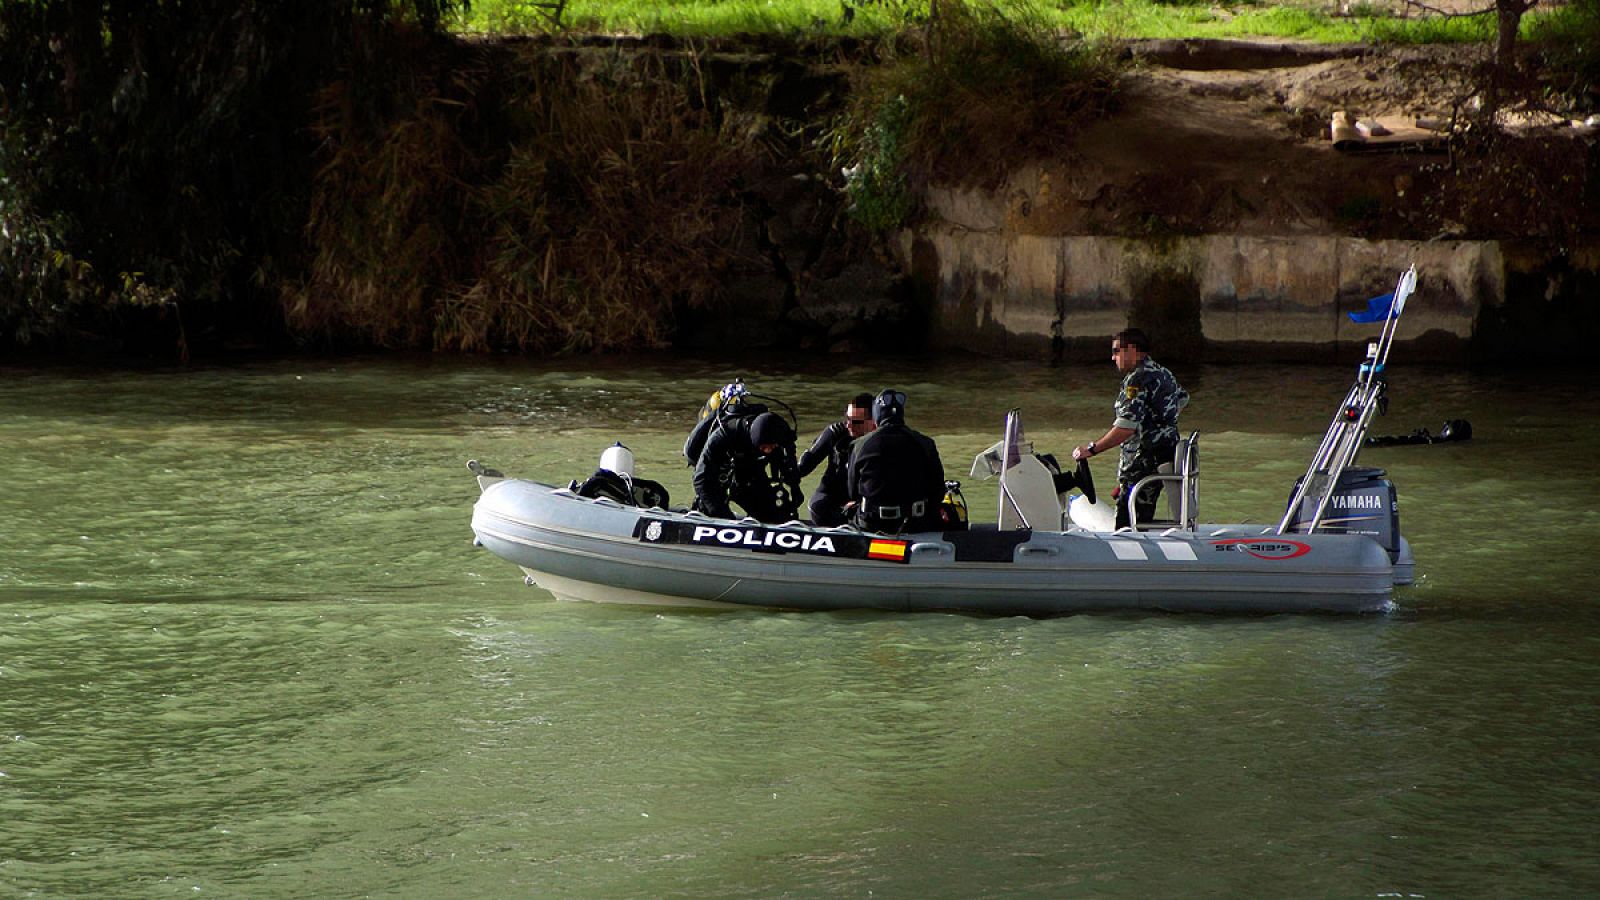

1128,431,1200,531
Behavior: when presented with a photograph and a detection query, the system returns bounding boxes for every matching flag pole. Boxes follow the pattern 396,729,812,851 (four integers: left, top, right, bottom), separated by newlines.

1277,265,1416,535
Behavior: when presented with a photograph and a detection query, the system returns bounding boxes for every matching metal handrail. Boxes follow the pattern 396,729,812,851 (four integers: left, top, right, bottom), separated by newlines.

1128,432,1200,531
1127,474,1179,531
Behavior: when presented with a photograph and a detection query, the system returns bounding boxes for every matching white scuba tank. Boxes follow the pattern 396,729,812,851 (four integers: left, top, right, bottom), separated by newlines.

599,442,634,479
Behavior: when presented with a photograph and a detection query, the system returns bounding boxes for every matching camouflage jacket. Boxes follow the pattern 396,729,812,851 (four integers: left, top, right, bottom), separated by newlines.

1112,356,1189,483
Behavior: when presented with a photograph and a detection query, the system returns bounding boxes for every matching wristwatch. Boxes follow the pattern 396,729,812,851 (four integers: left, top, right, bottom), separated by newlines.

1087,441,1097,456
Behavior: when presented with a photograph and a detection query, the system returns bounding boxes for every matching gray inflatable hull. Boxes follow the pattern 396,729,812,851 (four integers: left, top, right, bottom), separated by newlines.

471,479,1397,615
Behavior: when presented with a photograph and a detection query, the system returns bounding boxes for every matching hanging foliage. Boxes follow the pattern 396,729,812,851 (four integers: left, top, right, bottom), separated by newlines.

0,1,466,355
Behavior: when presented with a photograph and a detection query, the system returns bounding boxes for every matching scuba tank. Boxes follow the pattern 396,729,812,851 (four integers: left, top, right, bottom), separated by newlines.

681,378,800,471
940,480,970,531
599,442,634,478
574,442,671,508
683,379,755,467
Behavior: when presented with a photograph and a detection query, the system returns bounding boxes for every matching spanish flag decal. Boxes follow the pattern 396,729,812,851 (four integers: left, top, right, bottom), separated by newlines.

867,539,910,563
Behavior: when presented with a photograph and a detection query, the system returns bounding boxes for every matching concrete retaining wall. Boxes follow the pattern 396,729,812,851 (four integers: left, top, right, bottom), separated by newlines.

899,219,1598,363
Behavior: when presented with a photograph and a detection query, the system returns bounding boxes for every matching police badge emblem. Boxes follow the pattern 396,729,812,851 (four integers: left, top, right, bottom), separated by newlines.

644,521,663,542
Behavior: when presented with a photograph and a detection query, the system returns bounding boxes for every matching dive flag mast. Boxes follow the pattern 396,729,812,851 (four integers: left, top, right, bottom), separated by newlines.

998,408,1030,527
1277,265,1418,536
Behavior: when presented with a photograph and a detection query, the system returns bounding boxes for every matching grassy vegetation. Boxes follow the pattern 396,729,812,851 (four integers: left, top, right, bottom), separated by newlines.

1529,0,1600,104
439,50,770,353
459,0,906,36
456,0,1548,44
1059,3,1498,43
0,1,471,356
831,1,1122,231
288,40,807,353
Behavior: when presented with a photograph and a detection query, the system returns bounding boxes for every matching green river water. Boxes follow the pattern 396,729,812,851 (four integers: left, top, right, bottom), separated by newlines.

2,354,1597,897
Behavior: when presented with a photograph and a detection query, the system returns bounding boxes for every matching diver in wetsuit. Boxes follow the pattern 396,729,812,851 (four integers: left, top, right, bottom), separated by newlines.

797,392,876,526
846,389,945,534
692,411,801,524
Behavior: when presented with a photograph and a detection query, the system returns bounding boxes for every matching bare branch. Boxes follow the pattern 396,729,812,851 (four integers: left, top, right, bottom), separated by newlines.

1400,0,1497,20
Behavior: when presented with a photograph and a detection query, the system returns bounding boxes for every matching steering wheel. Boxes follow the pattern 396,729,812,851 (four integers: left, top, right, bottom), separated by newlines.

1074,457,1097,506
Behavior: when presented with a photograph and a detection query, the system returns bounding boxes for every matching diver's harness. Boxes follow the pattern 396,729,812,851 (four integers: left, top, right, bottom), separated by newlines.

856,499,928,534
855,479,970,535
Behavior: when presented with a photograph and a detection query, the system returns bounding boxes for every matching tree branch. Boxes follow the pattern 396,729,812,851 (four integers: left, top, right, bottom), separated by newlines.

1400,0,1495,19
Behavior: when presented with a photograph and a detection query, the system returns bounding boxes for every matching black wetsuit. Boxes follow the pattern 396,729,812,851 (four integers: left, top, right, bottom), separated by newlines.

797,420,854,526
847,422,945,534
692,417,799,523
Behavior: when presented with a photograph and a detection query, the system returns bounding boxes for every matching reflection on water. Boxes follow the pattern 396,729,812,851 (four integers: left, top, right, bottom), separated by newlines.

1,356,1597,896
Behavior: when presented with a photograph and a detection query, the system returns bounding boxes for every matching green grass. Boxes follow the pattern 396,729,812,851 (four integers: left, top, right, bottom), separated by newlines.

457,0,905,37
1055,2,1498,42
455,0,1552,44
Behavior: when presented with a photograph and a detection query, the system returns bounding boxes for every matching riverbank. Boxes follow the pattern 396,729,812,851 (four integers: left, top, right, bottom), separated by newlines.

2,18,1595,363
614,35,1600,364
900,40,1600,363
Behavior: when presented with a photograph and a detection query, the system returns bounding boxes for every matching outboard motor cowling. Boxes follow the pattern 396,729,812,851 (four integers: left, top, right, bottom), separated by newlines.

1283,466,1400,557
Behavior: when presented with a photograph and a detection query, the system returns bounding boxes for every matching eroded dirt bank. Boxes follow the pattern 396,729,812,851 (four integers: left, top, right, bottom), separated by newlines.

882,38,1599,364
576,34,1598,363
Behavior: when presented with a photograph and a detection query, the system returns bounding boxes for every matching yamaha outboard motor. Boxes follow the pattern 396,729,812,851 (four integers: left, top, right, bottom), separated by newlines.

1277,266,1420,585
1283,466,1400,559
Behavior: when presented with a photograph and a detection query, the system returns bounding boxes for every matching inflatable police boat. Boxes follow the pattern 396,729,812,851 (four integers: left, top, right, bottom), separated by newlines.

469,270,1419,615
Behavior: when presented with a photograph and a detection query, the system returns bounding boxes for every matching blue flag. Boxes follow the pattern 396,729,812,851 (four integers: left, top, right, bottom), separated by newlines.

1348,291,1397,323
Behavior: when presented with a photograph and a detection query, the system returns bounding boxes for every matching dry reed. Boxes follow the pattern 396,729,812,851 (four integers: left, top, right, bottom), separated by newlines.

289,40,776,352
438,47,765,353
286,36,492,348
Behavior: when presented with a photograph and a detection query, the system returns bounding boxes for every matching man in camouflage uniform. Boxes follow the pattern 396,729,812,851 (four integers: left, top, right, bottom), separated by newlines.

1073,328,1189,529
